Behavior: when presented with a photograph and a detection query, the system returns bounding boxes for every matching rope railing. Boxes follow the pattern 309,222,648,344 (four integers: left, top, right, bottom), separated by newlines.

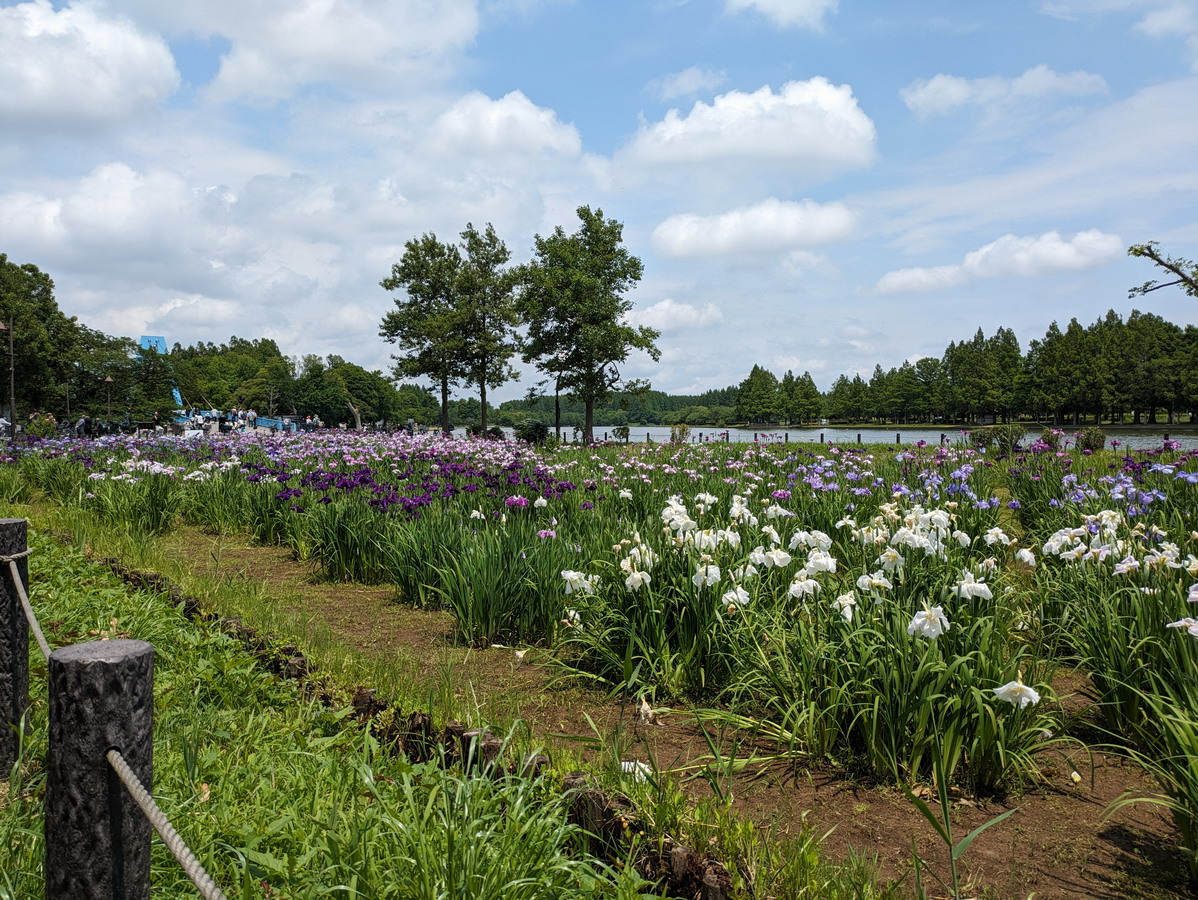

107,748,229,900
0,520,230,900
4,549,52,660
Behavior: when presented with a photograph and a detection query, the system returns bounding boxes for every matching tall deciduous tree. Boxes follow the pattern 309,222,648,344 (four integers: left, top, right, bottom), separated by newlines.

457,223,520,431
0,253,82,418
520,206,660,442
380,224,520,434
380,234,466,434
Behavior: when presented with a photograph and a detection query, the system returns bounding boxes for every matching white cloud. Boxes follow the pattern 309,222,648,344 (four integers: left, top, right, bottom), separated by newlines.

1136,3,1198,68
772,355,829,373
425,91,582,159
1137,3,1197,36
0,0,179,131
629,298,724,330
114,0,479,102
1041,1,1198,69
901,65,1107,118
623,78,876,178
649,66,727,100
725,0,838,30
652,198,857,257
876,229,1124,294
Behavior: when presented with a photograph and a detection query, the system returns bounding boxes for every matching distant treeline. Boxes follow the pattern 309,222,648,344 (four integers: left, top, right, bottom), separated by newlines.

168,308,1198,431
496,309,1198,429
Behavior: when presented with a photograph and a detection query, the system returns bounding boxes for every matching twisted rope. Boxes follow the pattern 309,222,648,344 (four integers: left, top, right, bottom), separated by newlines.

106,749,229,900
5,554,51,661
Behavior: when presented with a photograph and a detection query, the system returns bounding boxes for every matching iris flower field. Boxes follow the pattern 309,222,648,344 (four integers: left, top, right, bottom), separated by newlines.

8,428,1198,894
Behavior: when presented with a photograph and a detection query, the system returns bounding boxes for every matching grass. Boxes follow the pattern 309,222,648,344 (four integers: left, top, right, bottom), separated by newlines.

2,503,903,899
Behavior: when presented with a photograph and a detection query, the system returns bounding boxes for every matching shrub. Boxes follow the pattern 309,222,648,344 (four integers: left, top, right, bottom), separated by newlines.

994,424,1026,455
1076,426,1106,452
513,419,549,444
26,415,57,439
670,423,692,444
967,427,996,451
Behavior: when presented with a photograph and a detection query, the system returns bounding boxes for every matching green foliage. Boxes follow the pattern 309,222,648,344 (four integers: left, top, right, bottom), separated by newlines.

171,336,292,413
25,414,58,438
520,206,660,441
735,365,780,424
2,529,648,900
0,254,81,420
1075,426,1106,452
381,223,521,433
968,425,1025,454
967,428,996,451
1129,242,1198,300
514,419,550,444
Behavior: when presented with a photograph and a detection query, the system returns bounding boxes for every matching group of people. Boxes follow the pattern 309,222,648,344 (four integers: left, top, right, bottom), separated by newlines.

184,407,259,433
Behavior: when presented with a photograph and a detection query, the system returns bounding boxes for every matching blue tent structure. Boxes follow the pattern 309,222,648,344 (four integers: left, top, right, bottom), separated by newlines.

139,335,184,407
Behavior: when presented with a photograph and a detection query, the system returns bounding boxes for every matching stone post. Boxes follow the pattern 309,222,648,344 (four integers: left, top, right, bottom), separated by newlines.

46,639,154,900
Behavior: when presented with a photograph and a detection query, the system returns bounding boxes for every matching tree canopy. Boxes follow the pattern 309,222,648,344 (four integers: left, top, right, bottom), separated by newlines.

519,206,660,442
1129,242,1198,299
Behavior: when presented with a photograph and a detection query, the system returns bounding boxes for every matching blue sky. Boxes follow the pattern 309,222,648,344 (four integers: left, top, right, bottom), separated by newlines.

1,0,1196,401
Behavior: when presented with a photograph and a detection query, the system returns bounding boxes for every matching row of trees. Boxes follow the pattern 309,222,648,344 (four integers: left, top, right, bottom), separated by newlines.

0,253,435,429
379,206,660,441
0,254,180,423
3,241,1193,433
169,338,436,429
732,311,1198,427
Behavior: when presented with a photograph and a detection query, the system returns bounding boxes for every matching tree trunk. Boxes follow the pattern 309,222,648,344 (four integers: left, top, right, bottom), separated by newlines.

480,380,488,432
584,400,594,443
440,375,451,435
554,381,561,441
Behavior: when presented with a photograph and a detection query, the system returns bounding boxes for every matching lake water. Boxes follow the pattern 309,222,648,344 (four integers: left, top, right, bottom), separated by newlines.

455,425,1198,452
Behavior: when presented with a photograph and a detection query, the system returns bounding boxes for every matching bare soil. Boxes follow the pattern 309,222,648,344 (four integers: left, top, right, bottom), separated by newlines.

143,529,1196,900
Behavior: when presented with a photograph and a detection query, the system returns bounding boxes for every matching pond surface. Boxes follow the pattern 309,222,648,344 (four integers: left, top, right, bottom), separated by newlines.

458,425,1198,451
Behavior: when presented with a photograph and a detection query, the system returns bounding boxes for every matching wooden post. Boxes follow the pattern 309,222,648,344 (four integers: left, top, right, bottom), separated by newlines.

46,639,154,900
857,433,862,444
820,432,824,443
940,433,946,445
896,432,900,444
0,518,28,772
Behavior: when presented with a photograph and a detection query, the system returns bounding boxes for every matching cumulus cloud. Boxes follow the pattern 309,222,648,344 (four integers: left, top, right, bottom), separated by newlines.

725,0,838,30
648,66,727,100
901,64,1108,118
0,0,179,131
875,229,1124,294
425,90,581,159
629,298,724,331
114,0,479,101
623,78,876,177
652,198,857,257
